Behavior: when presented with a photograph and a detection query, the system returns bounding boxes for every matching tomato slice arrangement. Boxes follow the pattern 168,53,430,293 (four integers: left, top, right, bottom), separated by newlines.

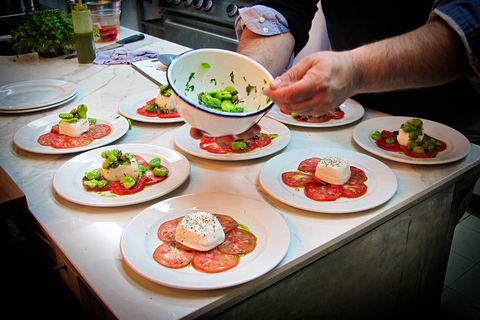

38,123,112,149
199,133,276,154
137,98,181,119
154,214,256,273
282,157,368,201
82,155,169,195
280,107,345,123
373,130,447,158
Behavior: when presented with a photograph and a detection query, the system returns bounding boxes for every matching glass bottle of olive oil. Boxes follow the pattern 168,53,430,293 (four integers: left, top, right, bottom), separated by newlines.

72,2,95,63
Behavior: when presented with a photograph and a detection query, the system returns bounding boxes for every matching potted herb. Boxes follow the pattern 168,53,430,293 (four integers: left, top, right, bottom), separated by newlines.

9,9,76,58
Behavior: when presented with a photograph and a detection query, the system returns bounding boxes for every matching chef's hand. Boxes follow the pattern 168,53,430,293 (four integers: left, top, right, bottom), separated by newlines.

189,124,262,147
264,51,355,116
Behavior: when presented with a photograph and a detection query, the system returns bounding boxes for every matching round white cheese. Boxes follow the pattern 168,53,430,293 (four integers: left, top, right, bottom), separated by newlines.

315,157,351,185
102,157,139,181
58,118,90,137
175,212,225,251
397,128,424,147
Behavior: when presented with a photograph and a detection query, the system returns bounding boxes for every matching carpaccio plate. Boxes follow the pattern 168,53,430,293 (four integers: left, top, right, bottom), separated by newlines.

14,111,129,154
120,193,290,290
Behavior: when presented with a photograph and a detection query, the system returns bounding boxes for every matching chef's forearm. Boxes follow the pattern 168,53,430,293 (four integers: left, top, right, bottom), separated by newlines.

237,27,295,77
349,17,470,94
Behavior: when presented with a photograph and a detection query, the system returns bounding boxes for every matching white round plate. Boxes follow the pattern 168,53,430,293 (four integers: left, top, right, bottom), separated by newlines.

53,144,190,207
353,116,471,165
13,111,130,154
0,92,78,114
174,117,291,161
259,148,397,214
266,98,364,128
118,89,184,123
0,80,77,111
120,193,290,290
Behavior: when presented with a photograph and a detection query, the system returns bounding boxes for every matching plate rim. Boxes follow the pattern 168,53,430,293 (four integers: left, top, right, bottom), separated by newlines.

118,89,185,123
13,110,130,154
120,192,290,290
353,116,471,165
52,143,190,207
266,98,364,128
0,79,78,111
174,117,291,161
259,147,398,214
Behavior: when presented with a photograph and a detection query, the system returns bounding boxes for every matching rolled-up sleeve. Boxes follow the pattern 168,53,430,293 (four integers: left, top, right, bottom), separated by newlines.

430,0,480,89
235,5,290,38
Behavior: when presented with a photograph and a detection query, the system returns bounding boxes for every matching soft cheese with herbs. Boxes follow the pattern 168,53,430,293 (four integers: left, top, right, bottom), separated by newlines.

397,118,424,147
58,104,89,137
315,157,351,185
175,212,226,251
101,150,139,182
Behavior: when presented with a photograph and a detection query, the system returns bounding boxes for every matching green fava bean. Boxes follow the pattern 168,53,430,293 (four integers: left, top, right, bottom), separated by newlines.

84,180,98,188
202,94,222,107
371,131,382,140
231,141,247,150
85,169,101,180
77,104,88,119
59,113,74,120
146,102,157,112
153,167,169,177
120,177,136,189
413,146,425,154
149,158,161,168
221,99,236,111
97,180,108,188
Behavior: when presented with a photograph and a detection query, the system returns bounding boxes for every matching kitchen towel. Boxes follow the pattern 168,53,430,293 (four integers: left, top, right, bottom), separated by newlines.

94,49,158,65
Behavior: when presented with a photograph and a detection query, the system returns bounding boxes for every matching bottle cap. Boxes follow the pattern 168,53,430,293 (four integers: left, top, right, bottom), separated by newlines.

74,2,88,11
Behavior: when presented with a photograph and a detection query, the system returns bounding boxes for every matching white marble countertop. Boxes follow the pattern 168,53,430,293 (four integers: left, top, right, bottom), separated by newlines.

2,28,480,319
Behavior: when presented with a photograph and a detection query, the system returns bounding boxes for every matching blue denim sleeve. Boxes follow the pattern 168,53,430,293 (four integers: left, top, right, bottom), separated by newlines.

431,0,480,88
235,5,290,40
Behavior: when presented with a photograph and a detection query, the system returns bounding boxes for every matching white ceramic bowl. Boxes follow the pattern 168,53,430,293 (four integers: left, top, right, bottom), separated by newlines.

166,48,274,137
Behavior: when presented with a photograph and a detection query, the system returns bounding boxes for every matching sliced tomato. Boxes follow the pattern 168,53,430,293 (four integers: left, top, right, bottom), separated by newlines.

199,136,229,154
137,106,158,117
342,182,368,198
133,155,149,167
143,166,168,185
109,175,148,195
218,228,257,255
157,216,184,242
82,177,111,192
304,183,344,201
153,242,196,269
37,132,57,146
297,157,322,172
157,109,180,118
281,171,315,187
375,131,402,152
250,133,272,148
192,248,239,273
50,124,60,134
326,109,345,120
348,166,368,184
84,123,112,139
51,135,93,148
214,214,238,234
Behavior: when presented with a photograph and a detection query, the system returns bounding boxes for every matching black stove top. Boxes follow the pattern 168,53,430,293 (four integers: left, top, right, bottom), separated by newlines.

158,0,255,26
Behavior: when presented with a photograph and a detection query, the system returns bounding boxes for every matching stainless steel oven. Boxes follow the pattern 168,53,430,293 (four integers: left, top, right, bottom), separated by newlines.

157,0,255,51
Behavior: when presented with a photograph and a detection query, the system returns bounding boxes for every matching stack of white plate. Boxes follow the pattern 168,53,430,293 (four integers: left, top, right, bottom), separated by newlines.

0,79,77,113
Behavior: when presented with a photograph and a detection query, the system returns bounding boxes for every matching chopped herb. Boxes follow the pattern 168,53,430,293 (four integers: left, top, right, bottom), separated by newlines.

246,84,257,95
200,62,211,69
185,72,195,90
229,71,235,83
